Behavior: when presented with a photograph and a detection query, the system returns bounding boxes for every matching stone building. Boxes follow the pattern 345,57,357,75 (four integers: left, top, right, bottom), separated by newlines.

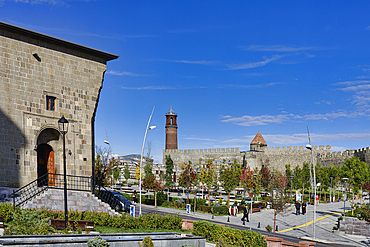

0,21,118,193
163,110,370,172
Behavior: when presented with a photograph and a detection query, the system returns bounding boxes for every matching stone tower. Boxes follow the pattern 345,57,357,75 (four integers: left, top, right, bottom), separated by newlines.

250,131,268,151
165,106,178,150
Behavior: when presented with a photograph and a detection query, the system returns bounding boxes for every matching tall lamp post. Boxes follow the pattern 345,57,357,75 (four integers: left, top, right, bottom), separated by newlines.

343,178,348,217
330,177,333,203
58,116,69,230
139,107,156,216
306,126,317,239
290,175,294,203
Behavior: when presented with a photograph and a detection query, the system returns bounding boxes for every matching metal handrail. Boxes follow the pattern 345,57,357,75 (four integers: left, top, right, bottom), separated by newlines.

13,173,92,208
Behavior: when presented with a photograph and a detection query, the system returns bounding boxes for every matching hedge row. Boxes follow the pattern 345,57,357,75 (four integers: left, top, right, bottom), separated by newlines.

193,221,267,247
0,203,182,230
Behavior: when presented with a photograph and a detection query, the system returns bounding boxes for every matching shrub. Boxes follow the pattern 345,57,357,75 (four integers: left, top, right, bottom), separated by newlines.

4,210,55,235
193,221,266,247
211,206,229,215
0,202,16,222
156,191,167,205
265,225,272,233
139,236,154,247
87,236,110,247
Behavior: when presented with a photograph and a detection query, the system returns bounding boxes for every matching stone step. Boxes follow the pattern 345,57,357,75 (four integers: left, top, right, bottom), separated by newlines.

22,189,119,215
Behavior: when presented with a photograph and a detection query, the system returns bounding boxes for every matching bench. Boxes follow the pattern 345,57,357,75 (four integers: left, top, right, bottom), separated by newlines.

181,219,225,230
49,219,94,231
251,207,261,213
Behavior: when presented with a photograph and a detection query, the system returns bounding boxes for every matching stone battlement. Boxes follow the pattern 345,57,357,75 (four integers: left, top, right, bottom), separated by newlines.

165,148,240,154
265,145,331,153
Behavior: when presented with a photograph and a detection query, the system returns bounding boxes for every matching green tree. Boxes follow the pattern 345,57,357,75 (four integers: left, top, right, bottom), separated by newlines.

113,166,121,184
123,163,130,183
178,162,197,204
142,172,164,208
95,154,109,187
342,157,370,194
199,160,216,206
219,162,240,207
164,155,174,188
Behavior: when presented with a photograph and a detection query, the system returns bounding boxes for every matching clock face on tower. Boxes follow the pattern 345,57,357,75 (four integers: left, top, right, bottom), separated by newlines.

165,106,178,150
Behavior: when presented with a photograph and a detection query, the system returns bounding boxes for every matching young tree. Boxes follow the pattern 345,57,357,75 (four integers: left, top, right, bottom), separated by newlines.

199,160,216,206
270,169,290,237
239,166,257,199
142,173,164,208
113,166,121,185
178,162,197,204
123,163,130,184
260,165,271,190
164,155,174,189
219,162,240,207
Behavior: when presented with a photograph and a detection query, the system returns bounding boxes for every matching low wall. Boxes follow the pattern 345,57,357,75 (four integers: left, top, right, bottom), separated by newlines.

340,217,370,237
0,232,206,247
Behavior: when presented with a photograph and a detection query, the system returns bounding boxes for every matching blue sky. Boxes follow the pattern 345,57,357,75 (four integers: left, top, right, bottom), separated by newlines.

2,0,370,163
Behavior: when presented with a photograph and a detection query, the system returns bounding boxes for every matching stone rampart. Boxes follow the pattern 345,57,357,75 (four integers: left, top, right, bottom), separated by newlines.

164,145,370,172
163,148,242,166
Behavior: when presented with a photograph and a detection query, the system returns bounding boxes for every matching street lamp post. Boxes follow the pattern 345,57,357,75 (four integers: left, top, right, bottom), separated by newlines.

330,177,333,203
290,175,294,203
139,107,156,216
343,178,348,217
306,127,317,239
58,116,69,230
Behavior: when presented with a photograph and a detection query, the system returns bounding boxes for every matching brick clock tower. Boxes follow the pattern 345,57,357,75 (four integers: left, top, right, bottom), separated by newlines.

165,106,178,150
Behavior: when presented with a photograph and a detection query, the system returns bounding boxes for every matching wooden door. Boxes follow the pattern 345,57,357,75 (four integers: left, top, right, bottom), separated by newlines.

47,150,55,186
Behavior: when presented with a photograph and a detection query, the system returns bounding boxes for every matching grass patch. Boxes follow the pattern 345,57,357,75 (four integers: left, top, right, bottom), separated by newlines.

95,225,192,234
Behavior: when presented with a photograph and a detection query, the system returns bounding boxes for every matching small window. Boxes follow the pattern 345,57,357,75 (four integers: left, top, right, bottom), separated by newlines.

46,96,55,111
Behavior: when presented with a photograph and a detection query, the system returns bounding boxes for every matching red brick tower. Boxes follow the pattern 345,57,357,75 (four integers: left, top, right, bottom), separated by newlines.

165,106,178,150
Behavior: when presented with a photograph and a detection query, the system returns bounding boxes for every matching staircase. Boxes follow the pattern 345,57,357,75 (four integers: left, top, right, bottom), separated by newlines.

22,189,118,215
12,173,119,215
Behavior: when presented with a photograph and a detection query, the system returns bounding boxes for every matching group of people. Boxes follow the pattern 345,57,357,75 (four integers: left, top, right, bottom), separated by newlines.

295,201,307,215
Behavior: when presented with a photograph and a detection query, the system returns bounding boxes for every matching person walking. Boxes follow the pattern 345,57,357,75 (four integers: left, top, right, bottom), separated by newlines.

133,190,138,203
241,204,249,222
295,201,301,215
302,201,306,215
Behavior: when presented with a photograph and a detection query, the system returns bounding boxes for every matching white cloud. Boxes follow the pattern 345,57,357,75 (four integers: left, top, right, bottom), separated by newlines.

162,59,217,65
243,45,317,52
10,0,65,5
224,55,283,70
121,85,206,90
217,82,284,89
220,114,292,126
221,110,362,127
106,70,147,77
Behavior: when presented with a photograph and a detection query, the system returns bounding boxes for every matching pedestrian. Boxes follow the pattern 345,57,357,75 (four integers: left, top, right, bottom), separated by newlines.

302,201,306,215
295,201,301,215
133,190,137,203
241,204,249,222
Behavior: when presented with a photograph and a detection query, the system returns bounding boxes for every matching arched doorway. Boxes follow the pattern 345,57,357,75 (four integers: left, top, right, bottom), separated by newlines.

36,128,60,187
37,144,55,186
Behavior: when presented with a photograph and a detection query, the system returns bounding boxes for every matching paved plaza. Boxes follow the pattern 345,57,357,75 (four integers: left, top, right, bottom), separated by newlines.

141,198,370,246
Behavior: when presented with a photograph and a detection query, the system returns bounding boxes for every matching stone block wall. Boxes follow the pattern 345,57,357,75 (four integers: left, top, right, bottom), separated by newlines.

163,148,242,167
0,22,117,188
340,216,370,237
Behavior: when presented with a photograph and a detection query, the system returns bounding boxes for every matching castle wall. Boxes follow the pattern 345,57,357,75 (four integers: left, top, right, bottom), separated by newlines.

0,22,117,187
163,148,243,167
163,144,370,173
